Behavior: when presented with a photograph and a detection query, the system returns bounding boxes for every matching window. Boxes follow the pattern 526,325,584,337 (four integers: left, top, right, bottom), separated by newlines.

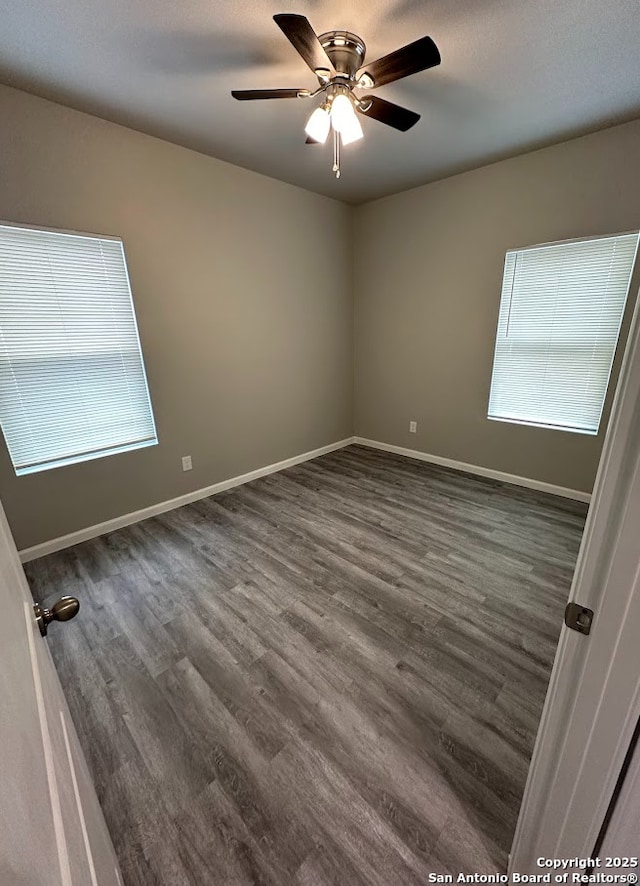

488,232,639,435
0,223,157,475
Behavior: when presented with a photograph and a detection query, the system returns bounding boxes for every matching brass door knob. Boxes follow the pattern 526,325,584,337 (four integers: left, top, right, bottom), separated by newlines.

33,596,80,637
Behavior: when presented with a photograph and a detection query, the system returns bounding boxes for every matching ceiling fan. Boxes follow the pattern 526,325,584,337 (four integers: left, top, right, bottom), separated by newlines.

231,14,441,179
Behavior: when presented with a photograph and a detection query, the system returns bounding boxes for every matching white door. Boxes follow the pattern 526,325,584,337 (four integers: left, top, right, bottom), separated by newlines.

0,499,122,886
510,290,640,871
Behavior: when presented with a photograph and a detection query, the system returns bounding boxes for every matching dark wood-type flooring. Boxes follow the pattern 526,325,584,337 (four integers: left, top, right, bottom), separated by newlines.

24,445,588,885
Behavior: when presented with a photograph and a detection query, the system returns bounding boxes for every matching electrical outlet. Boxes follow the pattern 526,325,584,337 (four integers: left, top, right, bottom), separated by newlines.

181,455,192,471
409,420,417,433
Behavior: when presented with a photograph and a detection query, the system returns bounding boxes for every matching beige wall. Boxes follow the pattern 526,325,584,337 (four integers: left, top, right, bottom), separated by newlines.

353,119,640,494
0,85,353,550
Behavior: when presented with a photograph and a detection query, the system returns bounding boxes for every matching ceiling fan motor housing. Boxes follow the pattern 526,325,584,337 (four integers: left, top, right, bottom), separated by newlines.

318,31,366,80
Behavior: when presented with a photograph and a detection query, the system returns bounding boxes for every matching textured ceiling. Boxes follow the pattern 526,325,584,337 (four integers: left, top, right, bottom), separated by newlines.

2,0,640,204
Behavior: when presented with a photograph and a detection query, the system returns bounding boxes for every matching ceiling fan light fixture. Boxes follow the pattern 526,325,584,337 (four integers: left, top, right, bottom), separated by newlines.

330,94,363,144
304,105,331,144
339,113,364,145
329,93,355,132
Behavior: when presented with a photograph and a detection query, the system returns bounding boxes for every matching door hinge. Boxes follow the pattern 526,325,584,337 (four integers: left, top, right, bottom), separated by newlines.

564,601,594,636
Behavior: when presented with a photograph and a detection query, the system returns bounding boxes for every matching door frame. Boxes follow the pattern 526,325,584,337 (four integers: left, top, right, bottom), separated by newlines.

509,285,640,870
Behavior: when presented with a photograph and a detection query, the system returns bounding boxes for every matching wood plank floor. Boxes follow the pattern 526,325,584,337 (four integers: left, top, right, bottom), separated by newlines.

24,445,588,885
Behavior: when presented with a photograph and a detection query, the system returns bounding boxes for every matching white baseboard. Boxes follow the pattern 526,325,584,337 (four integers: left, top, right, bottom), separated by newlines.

354,437,592,503
19,437,356,563
20,433,589,562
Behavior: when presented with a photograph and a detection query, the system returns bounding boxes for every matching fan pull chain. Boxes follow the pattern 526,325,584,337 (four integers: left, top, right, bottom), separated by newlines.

332,129,341,179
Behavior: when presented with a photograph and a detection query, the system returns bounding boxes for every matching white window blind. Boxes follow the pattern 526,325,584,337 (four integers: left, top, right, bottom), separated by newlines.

488,232,639,435
0,223,157,475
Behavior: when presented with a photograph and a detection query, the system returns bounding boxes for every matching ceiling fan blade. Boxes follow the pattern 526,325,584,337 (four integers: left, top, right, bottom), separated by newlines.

273,14,336,75
357,35,440,88
357,96,420,131
231,89,308,100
